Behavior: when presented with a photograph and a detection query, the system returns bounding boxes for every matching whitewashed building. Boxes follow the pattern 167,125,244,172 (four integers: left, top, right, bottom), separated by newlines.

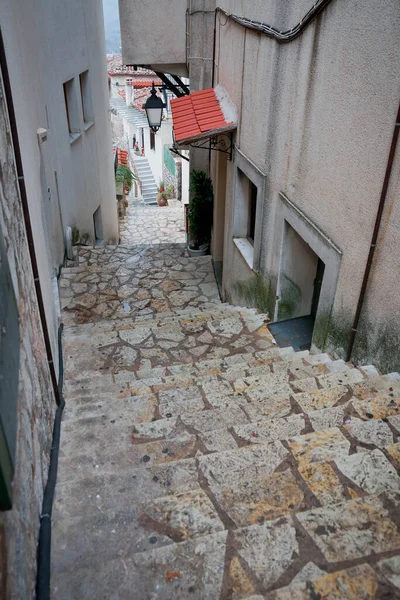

120,0,400,373
0,0,118,596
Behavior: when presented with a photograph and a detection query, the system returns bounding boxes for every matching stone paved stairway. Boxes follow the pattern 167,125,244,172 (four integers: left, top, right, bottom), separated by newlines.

52,204,400,599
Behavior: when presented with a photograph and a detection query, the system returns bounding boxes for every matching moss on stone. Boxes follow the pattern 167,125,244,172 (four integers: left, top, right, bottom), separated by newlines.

235,273,272,314
352,320,400,373
277,275,301,320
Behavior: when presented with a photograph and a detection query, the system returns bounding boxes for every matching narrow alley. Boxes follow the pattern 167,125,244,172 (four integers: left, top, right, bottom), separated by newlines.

52,204,400,599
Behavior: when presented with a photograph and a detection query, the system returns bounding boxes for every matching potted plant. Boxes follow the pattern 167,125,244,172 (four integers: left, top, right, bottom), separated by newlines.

116,164,134,197
187,170,213,256
156,180,168,206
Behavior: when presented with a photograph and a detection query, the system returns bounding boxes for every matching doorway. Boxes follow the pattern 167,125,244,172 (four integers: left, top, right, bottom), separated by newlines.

93,205,103,246
270,222,325,350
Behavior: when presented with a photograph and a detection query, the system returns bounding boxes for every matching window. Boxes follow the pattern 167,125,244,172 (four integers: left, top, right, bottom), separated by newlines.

150,129,155,151
63,78,81,141
247,181,257,244
79,70,93,127
233,163,264,271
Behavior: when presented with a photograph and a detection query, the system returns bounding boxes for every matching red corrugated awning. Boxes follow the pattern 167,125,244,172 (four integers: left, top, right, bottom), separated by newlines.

170,86,237,145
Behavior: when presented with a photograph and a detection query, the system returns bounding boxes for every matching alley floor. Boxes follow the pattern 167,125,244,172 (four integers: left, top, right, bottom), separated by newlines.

52,203,400,599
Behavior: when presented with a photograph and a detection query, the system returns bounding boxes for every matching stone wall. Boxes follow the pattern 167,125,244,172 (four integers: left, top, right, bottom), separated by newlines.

163,145,177,197
0,67,56,599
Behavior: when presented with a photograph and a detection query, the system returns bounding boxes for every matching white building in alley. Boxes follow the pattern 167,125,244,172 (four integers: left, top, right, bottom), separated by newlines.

119,0,400,374
0,0,118,596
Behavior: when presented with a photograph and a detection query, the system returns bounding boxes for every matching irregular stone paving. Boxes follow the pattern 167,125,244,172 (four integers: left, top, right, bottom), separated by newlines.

52,203,400,599
59,205,219,325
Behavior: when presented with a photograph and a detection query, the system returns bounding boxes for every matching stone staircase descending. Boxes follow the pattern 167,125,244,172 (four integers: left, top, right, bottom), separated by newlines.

52,206,400,599
134,155,159,205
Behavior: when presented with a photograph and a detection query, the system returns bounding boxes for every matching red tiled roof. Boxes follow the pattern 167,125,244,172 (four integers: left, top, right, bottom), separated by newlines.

170,88,235,144
117,149,128,167
132,79,162,88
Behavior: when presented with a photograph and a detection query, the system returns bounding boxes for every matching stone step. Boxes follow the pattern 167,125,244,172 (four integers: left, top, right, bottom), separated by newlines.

62,304,260,334
61,308,265,342
59,373,400,479
51,445,400,597
63,355,360,401
63,344,325,390
62,371,400,446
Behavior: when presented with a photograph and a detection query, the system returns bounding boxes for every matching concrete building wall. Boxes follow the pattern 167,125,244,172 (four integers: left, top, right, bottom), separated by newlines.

0,0,118,364
214,0,400,371
118,0,400,370
38,0,118,246
0,1,118,596
144,122,174,186
0,65,56,600
119,0,188,74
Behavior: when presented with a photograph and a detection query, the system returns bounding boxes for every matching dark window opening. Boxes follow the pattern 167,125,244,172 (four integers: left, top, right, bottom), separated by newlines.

247,181,257,244
63,82,71,133
150,129,155,151
63,78,80,136
79,70,93,123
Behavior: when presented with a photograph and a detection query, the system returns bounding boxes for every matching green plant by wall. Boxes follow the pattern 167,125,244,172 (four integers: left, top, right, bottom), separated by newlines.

187,170,213,249
166,184,174,199
115,165,134,191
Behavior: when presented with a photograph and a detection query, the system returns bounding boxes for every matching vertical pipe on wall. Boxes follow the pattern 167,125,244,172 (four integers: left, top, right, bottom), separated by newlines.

346,101,400,362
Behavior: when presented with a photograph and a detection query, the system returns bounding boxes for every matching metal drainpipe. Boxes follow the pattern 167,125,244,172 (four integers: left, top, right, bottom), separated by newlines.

346,101,400,362
0,29,60,406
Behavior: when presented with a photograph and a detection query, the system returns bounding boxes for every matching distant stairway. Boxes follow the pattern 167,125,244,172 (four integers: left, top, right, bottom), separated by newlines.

134,155,158,205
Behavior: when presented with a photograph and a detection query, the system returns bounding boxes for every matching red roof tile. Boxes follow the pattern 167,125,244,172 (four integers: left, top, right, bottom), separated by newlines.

117,149,128,167
170,88,236,144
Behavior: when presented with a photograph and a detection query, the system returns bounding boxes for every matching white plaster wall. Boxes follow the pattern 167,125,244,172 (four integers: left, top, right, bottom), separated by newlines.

119,0,187,69
214,0,400,367
181,154,190,204
144,121,174,187
0,0,62,363
0,0,119,363
277,222,319,319
38,0,118,245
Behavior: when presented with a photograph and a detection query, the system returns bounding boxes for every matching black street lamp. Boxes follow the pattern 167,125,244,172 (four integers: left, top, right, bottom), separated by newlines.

142,82,166,133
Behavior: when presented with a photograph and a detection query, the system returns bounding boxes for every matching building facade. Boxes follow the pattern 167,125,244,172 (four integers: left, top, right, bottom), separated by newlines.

109,59,189,203
120,0,400,372
0,0,117,596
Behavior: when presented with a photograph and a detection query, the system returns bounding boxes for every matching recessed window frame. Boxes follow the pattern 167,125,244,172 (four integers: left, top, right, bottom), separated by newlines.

79,70,94,130
63,77,81,143
232,150,266,272
150,128,155,151
247,181,257,245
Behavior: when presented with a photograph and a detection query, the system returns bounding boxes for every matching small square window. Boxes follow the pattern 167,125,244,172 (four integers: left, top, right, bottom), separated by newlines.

63,78,80,137
79,70,93,125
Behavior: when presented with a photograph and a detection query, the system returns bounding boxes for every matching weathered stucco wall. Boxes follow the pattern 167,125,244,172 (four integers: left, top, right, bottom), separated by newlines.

119,0,188,73
0,0,118,365
0,70,56,600
215,0,400,371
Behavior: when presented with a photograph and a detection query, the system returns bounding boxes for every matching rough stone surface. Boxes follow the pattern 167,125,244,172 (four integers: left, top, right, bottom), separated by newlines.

51,203,400,599
0,80,56,599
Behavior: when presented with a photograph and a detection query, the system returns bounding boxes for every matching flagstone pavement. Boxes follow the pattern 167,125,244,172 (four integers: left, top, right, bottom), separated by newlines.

52,202,400,599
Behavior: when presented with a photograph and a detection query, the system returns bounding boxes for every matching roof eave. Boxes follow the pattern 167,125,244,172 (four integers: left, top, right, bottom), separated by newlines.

174,122,237,146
